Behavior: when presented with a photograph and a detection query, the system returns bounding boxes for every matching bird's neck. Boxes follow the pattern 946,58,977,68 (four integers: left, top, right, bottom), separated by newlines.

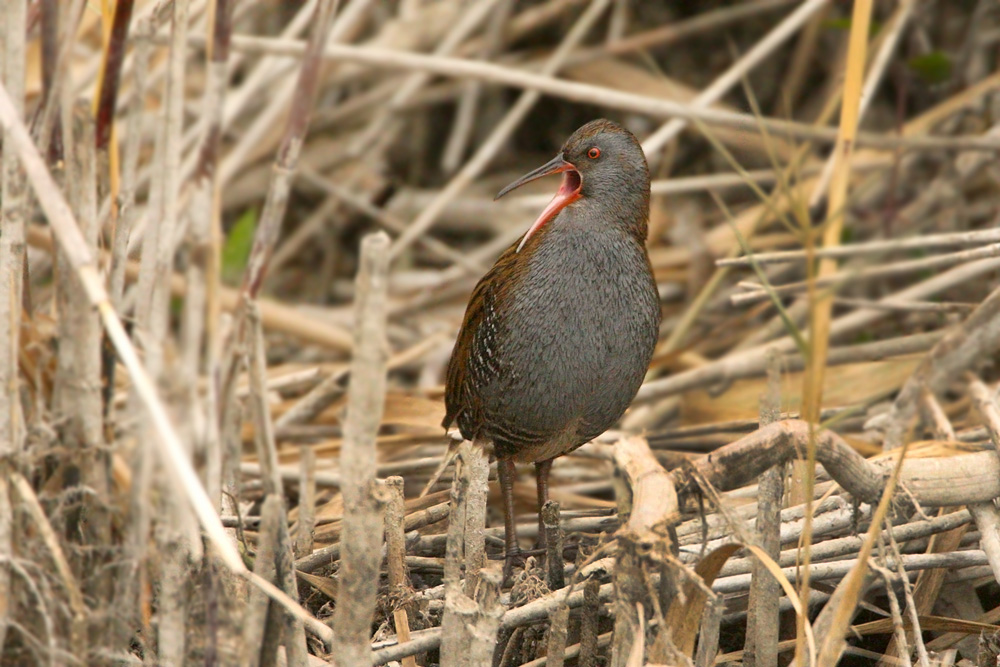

562,192,650,244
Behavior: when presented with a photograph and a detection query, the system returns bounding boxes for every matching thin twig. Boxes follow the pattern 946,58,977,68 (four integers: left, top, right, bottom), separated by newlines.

716,227,1000,266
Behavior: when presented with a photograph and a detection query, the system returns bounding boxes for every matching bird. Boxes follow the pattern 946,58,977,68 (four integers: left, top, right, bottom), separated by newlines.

442,118,661,571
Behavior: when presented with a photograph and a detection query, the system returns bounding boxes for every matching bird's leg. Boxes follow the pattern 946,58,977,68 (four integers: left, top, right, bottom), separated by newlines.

497,457,524,579
535,459,553,550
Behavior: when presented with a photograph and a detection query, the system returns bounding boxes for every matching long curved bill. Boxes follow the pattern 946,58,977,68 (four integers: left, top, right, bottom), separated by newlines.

495,155,582,253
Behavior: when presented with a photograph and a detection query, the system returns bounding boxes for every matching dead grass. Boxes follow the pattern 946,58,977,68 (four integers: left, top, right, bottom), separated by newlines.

2,1,1000,665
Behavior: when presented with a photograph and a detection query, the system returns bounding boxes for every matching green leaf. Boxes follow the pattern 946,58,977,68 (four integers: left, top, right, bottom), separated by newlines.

170,295,184,317
823,17,853,31
222,208,257,285
822,18,882,36
908,51,952,85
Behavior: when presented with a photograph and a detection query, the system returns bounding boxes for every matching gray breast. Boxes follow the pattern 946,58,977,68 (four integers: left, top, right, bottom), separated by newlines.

479,223,660,459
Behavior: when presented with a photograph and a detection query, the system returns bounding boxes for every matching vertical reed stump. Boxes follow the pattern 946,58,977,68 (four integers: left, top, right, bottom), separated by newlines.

333,232,392,667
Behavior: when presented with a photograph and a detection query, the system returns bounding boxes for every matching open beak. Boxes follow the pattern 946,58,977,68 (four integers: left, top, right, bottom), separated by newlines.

495,155,582,253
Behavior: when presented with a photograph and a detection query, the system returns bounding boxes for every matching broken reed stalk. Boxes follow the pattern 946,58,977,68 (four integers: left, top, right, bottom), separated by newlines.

295,445,317,559
462,440,490,596
610,435,680,666
441,437,490,597
545,604,571,667
694,596,724,667
242,494,308,667
384,476,411,591
0,0,27,653
579,576,601,667
181,0,233,511
542,500,564,591
384,475,418,667
744,349,783,667
439,565,504,667
333,232,392,667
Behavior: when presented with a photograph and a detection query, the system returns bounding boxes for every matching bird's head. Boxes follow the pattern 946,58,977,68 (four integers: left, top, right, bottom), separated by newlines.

495,119,650,252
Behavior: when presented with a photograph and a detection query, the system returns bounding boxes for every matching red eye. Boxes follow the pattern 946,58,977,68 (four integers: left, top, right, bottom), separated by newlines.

587,147,600,159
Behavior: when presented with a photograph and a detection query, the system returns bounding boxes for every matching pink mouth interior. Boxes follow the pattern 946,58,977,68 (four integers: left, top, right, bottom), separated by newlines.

516,169,582,253
556,169,581,198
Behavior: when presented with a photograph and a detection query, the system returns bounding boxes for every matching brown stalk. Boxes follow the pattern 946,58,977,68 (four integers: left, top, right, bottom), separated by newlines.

545,604,571,667
610,435,679,665
333,232,392,667
694,596,724,667
384,476,411,592
0,1,27,651
743,349,783,667
440,565,504,667
93,0,134,155
182,0,234,511
542,500,565,591
294,443,317,559
579,577,602,667
236,0,339,299
54,109,112,654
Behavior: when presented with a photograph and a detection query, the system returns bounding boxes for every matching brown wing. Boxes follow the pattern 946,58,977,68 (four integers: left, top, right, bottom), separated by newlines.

442,242,525,438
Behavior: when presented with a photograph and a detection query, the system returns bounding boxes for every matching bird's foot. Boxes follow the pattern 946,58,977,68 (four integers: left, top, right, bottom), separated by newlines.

501,546,525,582
492,546,546,583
